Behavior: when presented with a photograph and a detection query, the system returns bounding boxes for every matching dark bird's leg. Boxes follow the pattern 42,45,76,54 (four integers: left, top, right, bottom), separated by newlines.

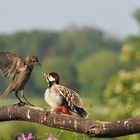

15,91,26,106
15,91,23,102
21,90,34,106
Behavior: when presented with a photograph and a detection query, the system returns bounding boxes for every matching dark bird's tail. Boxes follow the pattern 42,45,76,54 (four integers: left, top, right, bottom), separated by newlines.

0,92,6,99
0,92,8,99
74,106,88,118
0,88,11,98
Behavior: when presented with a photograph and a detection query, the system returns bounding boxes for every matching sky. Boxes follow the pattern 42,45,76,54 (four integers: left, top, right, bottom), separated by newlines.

0,0,140,38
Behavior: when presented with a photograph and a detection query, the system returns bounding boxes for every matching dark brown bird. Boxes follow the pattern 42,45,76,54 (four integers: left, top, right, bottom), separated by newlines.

0,52,41,105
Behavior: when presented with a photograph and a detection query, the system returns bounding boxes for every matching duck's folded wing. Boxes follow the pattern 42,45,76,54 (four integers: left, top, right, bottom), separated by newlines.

55,85,83,110
0,52,24,78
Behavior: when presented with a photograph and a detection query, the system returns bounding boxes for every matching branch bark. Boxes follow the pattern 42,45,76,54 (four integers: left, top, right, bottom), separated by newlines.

0,105,139,138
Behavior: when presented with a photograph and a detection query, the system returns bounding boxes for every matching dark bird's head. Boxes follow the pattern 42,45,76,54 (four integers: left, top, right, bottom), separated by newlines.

43,72,60,87
25,56,41,66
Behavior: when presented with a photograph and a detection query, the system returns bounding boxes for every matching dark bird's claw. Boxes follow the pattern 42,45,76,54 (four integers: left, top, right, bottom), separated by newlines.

13,102,26,106
19,102,27,106
18,102,28,106
13,102,34,107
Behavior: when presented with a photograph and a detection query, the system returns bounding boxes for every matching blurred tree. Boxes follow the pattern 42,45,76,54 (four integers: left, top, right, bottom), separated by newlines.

105,40,140,119
78,51,121,100
104,9,140,120
53,26,121,60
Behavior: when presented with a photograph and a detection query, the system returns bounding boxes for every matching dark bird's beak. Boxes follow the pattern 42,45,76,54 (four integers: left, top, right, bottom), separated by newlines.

36,62,41,66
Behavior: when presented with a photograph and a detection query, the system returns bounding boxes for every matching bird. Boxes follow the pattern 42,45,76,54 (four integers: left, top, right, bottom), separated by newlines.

43,72,88,118
0,52,41,106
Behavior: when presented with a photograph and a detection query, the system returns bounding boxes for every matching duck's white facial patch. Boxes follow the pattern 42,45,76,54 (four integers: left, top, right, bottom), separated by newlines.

48,75,55,82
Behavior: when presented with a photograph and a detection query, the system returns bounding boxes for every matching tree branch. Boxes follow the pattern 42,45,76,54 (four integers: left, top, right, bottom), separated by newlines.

0,105,139,138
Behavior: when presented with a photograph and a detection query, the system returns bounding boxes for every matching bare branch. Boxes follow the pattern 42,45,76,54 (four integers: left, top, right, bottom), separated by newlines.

0,105,139,138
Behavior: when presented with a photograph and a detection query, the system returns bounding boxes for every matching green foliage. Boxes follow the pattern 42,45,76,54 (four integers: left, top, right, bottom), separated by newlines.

78,51,121,99
104,10,140,121
104,37,140,120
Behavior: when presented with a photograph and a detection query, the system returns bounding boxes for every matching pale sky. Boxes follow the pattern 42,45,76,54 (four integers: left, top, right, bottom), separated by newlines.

0,0,140,38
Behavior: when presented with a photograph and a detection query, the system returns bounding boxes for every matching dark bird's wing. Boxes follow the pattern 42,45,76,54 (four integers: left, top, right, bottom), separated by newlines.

0,52,24,78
